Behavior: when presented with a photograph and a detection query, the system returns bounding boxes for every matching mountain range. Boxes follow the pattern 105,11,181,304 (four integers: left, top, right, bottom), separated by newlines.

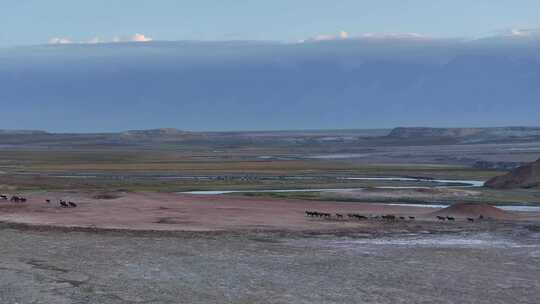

1,127,539,149
1,34,540,132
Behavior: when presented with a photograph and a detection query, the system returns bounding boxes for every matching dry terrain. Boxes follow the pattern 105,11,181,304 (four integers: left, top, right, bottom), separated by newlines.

1,128,540,303
0,191,539,303
1,192,539,232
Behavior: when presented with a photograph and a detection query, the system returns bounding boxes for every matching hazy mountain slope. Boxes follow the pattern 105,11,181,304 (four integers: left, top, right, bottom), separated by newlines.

388,127,540,142
0,126,538,149
1,37,539,132
485,159,540,189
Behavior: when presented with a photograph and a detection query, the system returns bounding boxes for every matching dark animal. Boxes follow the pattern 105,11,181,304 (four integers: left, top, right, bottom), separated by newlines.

336,213,343,219
68,202,77,208
436,216,446,221
408,216,415,220
306,211,319,217
0,195,7,200
399,216,405,220
382,214,396,221
10,196,26,203
46,199,51,203
446,216,455,221
60,201,69,208
478,215,484,220
467,218,475,222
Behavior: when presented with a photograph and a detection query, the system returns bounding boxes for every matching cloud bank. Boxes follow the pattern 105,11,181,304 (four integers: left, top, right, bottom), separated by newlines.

48,33,153,45
48,37,73,44
298,31,431,43
504,28,540,38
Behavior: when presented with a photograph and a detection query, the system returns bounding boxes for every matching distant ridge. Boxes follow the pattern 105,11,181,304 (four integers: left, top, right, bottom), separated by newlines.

121,128,190,137
0,129,49,135
387,127,540,142
485,158,540,189
388,127,482,138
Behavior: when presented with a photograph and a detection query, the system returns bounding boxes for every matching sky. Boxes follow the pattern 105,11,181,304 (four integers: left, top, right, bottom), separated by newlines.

1,0,540,47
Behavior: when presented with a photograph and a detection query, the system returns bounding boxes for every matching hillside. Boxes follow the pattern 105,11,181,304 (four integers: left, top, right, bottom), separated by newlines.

0,127,538,150
485,158,540,189
387,127,540,143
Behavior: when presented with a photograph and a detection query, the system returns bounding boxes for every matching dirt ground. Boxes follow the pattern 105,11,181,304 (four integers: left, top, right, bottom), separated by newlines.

0,192,458,232
0,223,539,304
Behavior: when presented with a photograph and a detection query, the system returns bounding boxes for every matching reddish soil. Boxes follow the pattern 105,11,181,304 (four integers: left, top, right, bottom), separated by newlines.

432,202,515,220
486,158,540,189
0,192,446,232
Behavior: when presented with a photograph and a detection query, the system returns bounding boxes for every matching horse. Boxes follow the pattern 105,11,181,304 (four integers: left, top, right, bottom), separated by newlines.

436,216,446,221
382,215,396,221
68,202,77,208
306,211,319,217
60,201,69,208
446,216,455,221
467,218,475,222
408,216,416,220
336,213,344,219
10,196,25,203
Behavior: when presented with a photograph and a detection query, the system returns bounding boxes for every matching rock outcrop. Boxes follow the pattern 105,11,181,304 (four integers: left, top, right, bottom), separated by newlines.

485,159,540,189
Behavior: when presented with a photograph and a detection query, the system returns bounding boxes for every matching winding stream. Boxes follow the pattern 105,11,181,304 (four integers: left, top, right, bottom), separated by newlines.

177,177,540,212
181,177,485,195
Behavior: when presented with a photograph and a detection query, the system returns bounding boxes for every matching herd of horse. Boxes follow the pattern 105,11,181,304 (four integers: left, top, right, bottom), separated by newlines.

437,215,484,222
1,195,78,208
305,211,415,221
306,211,484,222
0,195,27,203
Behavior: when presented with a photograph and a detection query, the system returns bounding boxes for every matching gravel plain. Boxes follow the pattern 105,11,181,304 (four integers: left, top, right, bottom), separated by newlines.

1,222,539,304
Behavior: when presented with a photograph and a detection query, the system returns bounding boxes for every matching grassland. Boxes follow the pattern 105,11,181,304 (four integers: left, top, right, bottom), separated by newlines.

0,130,538,204
0,149,505,192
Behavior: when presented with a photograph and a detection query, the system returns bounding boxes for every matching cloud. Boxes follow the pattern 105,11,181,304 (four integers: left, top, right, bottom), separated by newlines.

48,33,153,45
86,37,105,44
111,33,153,43
339,31,349,39
469,28,540,44
504,28,540,38
130,33,152,42
48,37,73,44
298,30,350,43
298,31,430,43
358,32,429,40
